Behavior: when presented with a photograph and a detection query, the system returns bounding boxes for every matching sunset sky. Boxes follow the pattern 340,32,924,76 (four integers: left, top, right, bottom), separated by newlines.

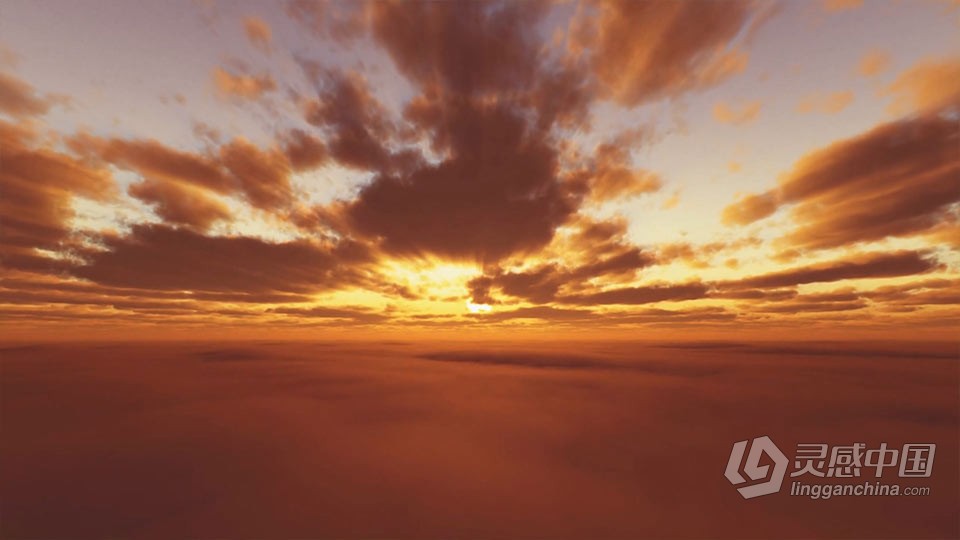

1,0,958,339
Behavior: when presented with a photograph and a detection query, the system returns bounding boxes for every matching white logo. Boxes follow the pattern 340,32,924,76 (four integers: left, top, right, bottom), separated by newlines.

724,435,788,499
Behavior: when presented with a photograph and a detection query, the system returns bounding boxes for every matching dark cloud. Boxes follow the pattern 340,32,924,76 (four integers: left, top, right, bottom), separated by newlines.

127,178,230,230
465,215,656,305
72,135,232,193
344,100,579,262
0,276,314,305
754,300,868,314
280,0,772,264
558,282,709,305
368,1,547,96
655,340,957,359
466,305,735,326
473,266,563,304
468,246,654,305
563,215,635,257
730,251,938,289
302,71,408,172
72,225,372,295
862,278,960,307
218,138,294,211
418,348,727,376
710,288,798,301
300,2,667,262
723,112,960,249
281,129,328,171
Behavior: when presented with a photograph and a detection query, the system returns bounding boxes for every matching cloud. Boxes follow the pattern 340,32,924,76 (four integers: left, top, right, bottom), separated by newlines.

721,191,778,225
712,100,762,125
342,99,579,262
242,16,272,53
862,279,960,308
753,300,867,313
416,350,655,371
469,266,560,305
0,275,315,307
467,216,655,304
72,135,232,192
284,1,764,264
579,140,662,203
721,112,959,250
472,305,597,323
302,70,405,172
128,178,231,230
212,67,277,100
558,282,709,306
730,288,870,314
465,305,736,327
72,224,373,295
192,121,221,144
883,56,960,115
661,190,681,210
281,129,328,171
656,237,761,268
857,49,890,77
369,1,546,96
710,288,797,301
924,213,960,249
574,0,758,106
469,249,653,304
796,91,854,114
729,251,937,289
0,118,116,273
218,138,294,211
2,340,957,538
822,0,863,12
4,0,955,334
73,134,297,214
268,305,390,324
0,70,63,118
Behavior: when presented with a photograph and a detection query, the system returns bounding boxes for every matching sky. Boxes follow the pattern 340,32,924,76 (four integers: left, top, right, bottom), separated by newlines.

0,0,958,339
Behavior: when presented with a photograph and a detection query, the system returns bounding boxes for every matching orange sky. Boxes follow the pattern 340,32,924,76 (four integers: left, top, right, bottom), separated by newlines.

0,0,958,340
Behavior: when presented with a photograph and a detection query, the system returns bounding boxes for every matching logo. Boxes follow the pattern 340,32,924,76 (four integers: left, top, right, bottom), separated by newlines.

725,437,936,500
724,435,788,499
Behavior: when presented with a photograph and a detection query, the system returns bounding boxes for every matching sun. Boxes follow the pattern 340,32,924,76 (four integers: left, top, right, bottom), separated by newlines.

465,301,492,314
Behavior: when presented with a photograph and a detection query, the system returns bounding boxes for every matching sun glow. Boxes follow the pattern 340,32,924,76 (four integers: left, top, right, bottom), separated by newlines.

383,260,484,296
466,301,492,314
